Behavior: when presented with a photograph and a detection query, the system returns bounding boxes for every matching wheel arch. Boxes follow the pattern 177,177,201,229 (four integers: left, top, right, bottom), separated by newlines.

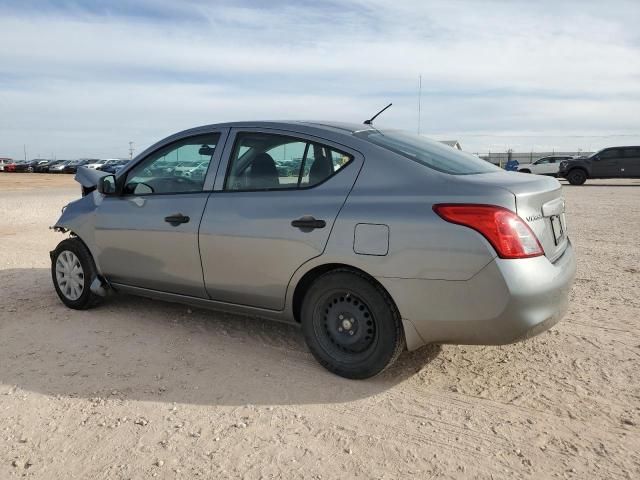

291,262,400,324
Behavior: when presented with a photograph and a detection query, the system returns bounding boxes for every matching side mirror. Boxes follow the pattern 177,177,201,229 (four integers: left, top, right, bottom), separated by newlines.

97,174,117,195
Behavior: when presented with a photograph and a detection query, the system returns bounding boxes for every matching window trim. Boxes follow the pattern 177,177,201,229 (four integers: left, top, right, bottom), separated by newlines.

221,130,355,193
115,130,227,197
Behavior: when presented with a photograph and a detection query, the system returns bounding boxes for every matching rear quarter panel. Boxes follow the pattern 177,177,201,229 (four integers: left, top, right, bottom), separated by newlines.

315,147,515,281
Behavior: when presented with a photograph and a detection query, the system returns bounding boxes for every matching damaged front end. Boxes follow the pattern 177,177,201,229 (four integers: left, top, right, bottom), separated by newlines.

50,167,109,294
76,165,109,197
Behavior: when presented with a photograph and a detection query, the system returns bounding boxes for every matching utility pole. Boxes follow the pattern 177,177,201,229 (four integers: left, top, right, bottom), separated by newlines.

23,145,27,161
129,141,135,160
417,74,422,135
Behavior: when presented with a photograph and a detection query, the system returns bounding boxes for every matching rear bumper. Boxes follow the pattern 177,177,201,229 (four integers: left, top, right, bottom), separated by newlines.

379,241,576,349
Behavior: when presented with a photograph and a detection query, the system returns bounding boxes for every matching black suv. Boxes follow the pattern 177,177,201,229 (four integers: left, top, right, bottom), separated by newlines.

559,146,640,185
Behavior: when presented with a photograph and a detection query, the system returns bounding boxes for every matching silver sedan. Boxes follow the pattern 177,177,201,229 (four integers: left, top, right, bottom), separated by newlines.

51,121,576,379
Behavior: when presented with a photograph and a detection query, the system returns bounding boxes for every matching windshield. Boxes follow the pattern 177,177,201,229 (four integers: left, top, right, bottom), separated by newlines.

354,129,499,175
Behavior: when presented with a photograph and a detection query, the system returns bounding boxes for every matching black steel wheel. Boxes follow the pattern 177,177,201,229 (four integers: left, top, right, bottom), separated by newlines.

301,269,405,379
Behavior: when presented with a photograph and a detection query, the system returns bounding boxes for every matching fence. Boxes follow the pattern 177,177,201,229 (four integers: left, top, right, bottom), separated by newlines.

477,151,592,167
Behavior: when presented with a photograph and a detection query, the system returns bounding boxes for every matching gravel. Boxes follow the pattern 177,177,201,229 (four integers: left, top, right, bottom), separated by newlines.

0,174,638,478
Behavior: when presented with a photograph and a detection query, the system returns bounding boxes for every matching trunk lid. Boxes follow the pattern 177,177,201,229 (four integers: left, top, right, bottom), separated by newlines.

455,171,568,262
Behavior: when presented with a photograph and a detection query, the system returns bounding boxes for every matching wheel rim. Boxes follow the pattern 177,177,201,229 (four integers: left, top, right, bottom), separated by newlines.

315,291,377,359
55,250,85,300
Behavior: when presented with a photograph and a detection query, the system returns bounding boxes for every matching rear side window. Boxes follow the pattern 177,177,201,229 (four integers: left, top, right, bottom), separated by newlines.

623,148,640,157
599,149,621,159
354,130,499,175
225,132,352,191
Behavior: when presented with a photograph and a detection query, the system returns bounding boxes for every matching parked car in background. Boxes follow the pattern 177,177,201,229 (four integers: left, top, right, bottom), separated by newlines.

98,159,129,174
4,161,23,172
5,160,39,172
51,121,576,379
0,158,13,171
559,146,640,185
34,160,65,173
49,160,73,173
517,156,574,176
62,159,91,174
85,159,121,170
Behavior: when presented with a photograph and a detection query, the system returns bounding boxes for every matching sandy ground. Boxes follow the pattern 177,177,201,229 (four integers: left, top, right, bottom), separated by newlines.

0,173,638,479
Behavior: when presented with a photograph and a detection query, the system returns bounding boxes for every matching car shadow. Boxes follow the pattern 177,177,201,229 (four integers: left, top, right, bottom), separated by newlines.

0,268,441,406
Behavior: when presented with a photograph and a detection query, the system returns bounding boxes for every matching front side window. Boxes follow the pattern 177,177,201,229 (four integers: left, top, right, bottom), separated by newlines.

536,158,549,165
598,149,621,160
124,133,220,195
225,132,352,191
355,129,499,175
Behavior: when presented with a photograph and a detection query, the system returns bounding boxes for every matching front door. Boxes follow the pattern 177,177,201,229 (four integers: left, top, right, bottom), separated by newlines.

199,129,363,310
94,131,226,297
534,157,556,175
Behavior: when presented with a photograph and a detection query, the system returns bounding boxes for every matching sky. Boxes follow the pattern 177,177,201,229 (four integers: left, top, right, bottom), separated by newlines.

1,0,639,159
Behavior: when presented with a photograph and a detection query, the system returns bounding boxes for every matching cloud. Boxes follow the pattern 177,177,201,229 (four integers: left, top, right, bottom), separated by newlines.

1,0,639,158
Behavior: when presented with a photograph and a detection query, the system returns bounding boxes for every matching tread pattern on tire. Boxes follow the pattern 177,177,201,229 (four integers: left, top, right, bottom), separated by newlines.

302,268,405,379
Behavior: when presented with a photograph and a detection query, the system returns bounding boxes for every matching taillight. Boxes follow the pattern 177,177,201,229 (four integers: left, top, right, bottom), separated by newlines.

433,204,544,259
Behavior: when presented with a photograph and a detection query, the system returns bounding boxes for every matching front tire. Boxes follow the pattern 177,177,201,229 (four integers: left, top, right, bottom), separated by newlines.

301,270,405,379
51,238,102,309
567,169,587,185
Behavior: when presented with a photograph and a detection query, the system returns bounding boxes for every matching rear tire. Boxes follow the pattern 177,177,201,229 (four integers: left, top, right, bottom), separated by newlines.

51,237,102,310
301,269,405,379
567,169,587,185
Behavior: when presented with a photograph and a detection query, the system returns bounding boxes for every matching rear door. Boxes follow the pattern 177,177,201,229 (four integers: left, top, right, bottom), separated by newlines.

199,128,363,310
621,147,640,177
592,148,622,177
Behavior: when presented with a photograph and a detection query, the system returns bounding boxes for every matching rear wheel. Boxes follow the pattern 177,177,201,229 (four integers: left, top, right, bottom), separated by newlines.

51,238,102,309
567,169,587,185
301,270,405,379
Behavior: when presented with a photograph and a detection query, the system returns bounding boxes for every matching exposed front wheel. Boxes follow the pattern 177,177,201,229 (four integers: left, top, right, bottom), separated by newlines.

301,270,405,379
567,169,587,185
51,237,102,309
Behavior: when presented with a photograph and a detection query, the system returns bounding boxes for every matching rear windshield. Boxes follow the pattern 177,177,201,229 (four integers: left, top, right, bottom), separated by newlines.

354,129,499,175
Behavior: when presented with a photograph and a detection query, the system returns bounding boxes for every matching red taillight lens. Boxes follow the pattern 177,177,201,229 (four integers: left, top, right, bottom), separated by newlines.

433,204,544,259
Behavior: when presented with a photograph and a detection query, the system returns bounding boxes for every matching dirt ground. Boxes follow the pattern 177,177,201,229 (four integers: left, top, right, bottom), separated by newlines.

1,173,638,479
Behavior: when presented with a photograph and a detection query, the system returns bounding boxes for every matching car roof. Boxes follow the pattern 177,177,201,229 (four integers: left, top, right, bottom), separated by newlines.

177,120,376,139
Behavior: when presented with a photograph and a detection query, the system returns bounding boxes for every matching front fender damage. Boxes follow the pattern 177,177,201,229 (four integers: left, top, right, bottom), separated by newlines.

50,190,111,296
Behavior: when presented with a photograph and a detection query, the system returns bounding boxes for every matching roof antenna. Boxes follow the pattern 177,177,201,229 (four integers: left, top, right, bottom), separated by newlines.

364,103,392,125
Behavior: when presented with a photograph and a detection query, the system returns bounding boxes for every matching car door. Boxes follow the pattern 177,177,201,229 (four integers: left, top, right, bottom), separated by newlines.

93,129,227,297
621,147,640,177
592,148,622,177
199,128,363,310
534,157,555,175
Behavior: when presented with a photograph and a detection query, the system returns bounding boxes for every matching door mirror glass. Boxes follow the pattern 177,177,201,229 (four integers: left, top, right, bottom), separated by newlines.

98,175,117,195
